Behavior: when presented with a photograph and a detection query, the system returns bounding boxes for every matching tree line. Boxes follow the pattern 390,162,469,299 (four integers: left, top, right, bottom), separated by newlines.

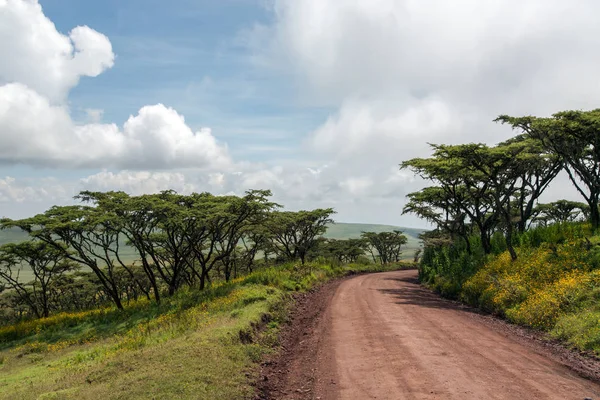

402,109,600,262
0,190,408,322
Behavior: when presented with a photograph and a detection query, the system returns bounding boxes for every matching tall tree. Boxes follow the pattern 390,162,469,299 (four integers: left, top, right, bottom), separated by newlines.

497,110,600,230
402,145,500,254
498,135,563,233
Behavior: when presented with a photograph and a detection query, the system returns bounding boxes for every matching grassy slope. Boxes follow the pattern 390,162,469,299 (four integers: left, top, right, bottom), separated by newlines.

0,262,411,399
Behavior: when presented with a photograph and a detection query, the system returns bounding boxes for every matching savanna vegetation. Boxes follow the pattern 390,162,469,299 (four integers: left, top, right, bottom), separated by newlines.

402,108,600,353
0,189,413,399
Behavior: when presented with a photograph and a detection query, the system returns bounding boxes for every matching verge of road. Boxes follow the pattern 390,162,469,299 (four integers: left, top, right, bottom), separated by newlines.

254,270,364,399
254,269,600,400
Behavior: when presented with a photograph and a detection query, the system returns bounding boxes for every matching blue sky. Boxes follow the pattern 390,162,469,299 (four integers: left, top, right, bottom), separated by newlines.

39,0,325,162
1,0,600,227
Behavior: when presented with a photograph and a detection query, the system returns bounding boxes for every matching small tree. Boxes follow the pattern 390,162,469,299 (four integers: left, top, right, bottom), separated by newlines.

533,200,590,225
361,231,407,264
268,209,335,264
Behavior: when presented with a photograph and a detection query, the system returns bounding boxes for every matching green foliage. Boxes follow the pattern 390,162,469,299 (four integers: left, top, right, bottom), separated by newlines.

497,109,600,230
401,107,600,354
0,190,342,324
266,208,335,264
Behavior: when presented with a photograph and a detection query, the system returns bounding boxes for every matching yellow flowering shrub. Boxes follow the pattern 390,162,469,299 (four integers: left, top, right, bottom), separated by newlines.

462,239,596,326
506,270,597,329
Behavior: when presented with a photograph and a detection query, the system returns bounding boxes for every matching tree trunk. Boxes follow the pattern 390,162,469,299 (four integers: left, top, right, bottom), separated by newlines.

590,196,600,232
460,234,472,255
111,291,124,310
199,269,209,290
505,225,517,261
480,232,492,254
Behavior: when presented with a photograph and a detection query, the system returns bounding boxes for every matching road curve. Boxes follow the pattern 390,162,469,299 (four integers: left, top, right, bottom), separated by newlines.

310,270,600,400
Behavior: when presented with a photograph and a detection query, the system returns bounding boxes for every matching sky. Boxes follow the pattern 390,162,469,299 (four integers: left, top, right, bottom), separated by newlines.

1,0,600,228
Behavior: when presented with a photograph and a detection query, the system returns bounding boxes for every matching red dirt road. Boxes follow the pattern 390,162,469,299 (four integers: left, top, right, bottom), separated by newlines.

261,270,600,399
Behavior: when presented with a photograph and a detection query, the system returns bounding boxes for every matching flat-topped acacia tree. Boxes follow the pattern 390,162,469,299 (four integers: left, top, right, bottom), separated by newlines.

361,231,407,264
497,110,600,230
0,241,76,318
402,137,562,260
267,208,335,264
2,205,134,309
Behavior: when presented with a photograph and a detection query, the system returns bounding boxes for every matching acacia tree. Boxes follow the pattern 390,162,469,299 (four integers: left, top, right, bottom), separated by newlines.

2,206,134,310
497,110,600,230
402,146,500,254
267,209,335,264
533,200,590,225
361,231,407,264
403,138,560,260
498,136,563,233
0,241,76,318
403,186,472,253
433,141,560,260
202,190,277,283
238,227,272,273
312,238,368,263
77,190,166,303
133,191,195,296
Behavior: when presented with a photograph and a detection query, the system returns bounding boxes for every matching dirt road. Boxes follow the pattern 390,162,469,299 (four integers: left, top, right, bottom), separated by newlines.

259,270,600,399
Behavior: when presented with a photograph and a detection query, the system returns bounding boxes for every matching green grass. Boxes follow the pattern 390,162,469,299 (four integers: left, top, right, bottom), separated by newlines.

0,262,413,399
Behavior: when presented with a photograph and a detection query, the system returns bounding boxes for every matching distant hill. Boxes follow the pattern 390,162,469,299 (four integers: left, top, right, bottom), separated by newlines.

0,227,29,246
325,222,423,240
324,222,424,258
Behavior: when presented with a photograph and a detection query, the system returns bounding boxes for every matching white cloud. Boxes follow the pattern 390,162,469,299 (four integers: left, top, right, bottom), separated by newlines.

0,0,114,102
309,97,461,164
85,108,104,123
0,0,231,170
0,176,69,203
0,84,231,169
80,170,196,195
260,0,600,105
253,0,600,159
340,177,372,196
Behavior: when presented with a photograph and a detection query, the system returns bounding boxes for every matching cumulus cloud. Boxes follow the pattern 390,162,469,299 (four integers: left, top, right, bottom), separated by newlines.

0,0,230,170
0,0,114,102
0,176,69,203
254,0,600,158
0,84,231,169
80,170,196,195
